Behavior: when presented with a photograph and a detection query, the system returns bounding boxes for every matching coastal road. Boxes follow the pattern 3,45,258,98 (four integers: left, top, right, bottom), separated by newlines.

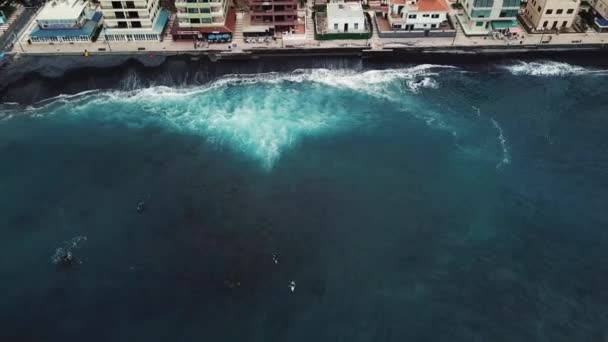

0,7,36,53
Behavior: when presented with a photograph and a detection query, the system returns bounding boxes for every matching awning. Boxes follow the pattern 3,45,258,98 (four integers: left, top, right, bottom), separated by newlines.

491,21,518,30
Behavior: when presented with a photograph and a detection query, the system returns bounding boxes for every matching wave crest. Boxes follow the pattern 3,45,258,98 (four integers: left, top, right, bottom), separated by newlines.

502,61,606,76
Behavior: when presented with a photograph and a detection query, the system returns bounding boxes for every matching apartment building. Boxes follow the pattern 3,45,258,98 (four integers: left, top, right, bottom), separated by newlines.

248,0,299,33
99,0,169,41
171,0,235,41
459,0,522,35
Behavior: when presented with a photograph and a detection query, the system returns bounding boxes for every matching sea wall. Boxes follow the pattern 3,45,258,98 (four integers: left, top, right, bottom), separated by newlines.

2,47,608,105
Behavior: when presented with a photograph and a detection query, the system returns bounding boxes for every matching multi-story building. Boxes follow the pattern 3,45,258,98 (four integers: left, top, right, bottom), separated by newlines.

523,0,580,30
27,0,103,43
248,0,299,34
459,0,522,35
99,0,169,41
386,0,450,32
171,0,235,41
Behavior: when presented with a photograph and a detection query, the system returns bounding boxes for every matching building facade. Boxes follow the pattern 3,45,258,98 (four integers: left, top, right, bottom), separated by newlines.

386,0,449,31
99,0,169,41
523,0,580,30
28,0,103,43
459,0,521,35
249,0,299,33
326,1,366,33
171,0,235,41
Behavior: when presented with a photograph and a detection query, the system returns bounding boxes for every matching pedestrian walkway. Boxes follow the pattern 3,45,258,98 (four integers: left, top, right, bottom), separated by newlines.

305,9,314,40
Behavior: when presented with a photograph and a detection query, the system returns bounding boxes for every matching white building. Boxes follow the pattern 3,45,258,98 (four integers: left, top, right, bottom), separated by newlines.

98,0,169,41
326,1,367,33
28,0,103,43
458,0,522,35
523,0,580,30
387,0,449,31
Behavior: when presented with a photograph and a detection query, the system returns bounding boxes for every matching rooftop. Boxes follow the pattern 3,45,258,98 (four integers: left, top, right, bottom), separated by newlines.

417,0,448,12
37,0,89,21
327,2,365,20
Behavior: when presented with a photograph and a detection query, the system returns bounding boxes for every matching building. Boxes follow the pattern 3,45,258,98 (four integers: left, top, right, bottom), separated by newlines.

248,0,299,34
171,0,235,41
458,0,522,35
523,0,580,30
326,1,366,33
27,0,103,43
99,0,169,41
385,0,450,32
590,0,608,31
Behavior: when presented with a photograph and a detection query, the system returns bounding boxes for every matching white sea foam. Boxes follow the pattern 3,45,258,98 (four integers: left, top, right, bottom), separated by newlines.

502,61,607,76
51,236,87,264
12,65,457,168
490,118,510,168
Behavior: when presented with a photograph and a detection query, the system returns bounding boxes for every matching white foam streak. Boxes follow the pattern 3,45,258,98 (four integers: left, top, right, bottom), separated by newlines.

491,118,510,168
503,61,607,76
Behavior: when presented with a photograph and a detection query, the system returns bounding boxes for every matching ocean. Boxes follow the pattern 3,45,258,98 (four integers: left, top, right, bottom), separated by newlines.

1,59,608,341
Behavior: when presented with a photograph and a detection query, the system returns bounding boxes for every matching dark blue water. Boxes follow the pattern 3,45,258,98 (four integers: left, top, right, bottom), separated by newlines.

1,61,608,341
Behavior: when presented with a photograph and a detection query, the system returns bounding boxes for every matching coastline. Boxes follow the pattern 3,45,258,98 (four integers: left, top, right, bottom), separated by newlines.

2,46,608,105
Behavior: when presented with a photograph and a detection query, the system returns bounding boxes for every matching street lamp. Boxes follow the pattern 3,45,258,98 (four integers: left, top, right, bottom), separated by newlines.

103,25,112,51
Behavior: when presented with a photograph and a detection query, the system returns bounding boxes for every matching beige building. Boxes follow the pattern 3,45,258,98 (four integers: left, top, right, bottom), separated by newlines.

523,0,581,30
99,0,169,41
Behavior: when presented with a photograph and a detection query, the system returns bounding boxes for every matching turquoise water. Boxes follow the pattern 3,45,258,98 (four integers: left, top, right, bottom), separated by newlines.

1,61,608,341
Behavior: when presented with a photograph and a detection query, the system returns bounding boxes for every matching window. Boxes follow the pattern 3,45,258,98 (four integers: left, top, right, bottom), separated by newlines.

556,9,563,14
538,6,541,12
423,14,430,17
476,21,484,26
131,21,141,28
431,24,436,28
187,8,198,13
201,8,211,13
128,11,139,18
125,1,135,9
334,23,338,30
115,11,125,19
111,1,122,9
187,0,197,2
354,23,359,29
566,9,574,14
562,21,567,27
543,20,548,27
546,9,553,14
117,21,128,28
473,0,494,7
202,17,212,23
408,14,416,19
431,14,439,18
190,18,200,23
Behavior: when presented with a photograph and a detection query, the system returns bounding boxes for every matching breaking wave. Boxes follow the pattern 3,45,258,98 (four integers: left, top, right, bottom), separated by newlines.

4,65,456,168
502,61,607,76
51,236,87,265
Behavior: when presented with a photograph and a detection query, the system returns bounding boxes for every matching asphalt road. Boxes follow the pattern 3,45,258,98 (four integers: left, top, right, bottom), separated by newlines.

0,7,36,53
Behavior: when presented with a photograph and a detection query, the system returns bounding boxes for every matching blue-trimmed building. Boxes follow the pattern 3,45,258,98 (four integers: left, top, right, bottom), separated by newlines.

28,0,103,43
